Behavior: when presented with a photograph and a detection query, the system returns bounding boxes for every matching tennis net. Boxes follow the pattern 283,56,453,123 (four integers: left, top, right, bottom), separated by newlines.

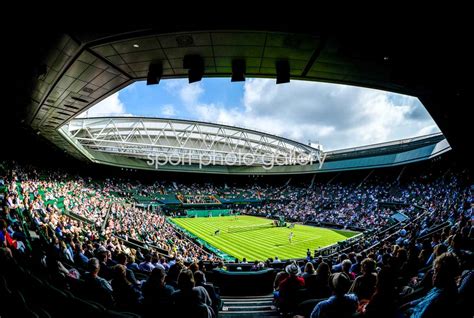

227,222,275,233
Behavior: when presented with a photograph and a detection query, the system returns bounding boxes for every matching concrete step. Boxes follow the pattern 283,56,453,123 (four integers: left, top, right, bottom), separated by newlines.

223,300,273,305
220,294,279,318
221,295,274,301
220,311,280,317
222,305,276,311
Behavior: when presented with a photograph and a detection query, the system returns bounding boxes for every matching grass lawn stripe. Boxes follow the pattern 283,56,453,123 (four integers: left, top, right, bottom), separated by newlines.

170,216,359,261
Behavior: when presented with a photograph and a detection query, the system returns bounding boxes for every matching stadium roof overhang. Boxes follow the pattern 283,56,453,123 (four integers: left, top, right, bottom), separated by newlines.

60,116,325,173
59,116,450,174
13,25,467,169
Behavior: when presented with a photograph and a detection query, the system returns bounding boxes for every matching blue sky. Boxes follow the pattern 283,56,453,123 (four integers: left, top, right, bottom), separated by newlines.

80,78,441,151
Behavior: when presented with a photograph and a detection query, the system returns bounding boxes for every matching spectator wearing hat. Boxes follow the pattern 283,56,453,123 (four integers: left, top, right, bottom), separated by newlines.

278,262,305,313
310,272,358,318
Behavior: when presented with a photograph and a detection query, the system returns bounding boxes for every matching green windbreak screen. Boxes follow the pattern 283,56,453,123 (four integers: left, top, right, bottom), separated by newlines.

185,209,233,217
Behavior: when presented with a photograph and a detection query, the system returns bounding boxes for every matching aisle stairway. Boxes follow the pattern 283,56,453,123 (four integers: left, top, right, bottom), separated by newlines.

219,294,280,317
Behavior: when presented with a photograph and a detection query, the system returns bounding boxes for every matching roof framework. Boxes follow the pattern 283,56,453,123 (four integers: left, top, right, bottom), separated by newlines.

63,117,325,167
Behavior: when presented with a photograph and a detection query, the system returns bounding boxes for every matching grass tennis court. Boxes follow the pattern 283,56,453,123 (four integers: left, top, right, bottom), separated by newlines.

170,215,359,261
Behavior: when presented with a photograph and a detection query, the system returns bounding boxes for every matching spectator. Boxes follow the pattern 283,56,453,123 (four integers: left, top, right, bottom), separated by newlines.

166,262,184,289
195,270,222,315
0,218,25,253
111,264,141,311
342,259,355,280
116,252,139,286
172,269,214,318
349,258,377,301
310,272,358,318
307,261,332,299
302,262,316,281
350,254,364,276
274,261,292,291
404,252,461,318
96,247,112,280
251,260,259,271
362,266,400,318
83,257,114,307
139,254,155,272
278,262,305,313
457,270,474,317
74,244,89,267
142,267,175,317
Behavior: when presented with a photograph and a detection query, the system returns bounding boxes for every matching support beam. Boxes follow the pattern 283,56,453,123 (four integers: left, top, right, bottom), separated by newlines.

358,169,374,188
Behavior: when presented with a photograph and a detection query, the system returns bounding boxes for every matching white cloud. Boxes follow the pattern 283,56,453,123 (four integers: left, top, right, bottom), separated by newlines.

170,78,440,151
163,79,205,107
78,92,129,117
164,79,185,92
180,82,204,106
102,79,440,151
161,104,176,117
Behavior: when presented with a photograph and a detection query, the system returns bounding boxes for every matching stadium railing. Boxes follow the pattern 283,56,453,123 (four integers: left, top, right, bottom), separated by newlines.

63,210,94,225
100,204,112,233
304,220,365,232
417,221,451,241
361,207,432,254
112,235,170,258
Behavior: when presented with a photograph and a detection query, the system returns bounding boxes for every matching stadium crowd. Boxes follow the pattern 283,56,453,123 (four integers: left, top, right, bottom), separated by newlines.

0,160,472,317
233,180,397,230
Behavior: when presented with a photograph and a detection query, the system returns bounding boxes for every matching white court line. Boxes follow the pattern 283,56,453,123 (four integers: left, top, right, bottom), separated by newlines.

271,236,321,249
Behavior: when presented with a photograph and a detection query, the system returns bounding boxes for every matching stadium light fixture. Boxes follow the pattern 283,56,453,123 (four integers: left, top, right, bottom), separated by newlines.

231,59,246,82
276,60,290,84
147,62,163,85
183,55,204,83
